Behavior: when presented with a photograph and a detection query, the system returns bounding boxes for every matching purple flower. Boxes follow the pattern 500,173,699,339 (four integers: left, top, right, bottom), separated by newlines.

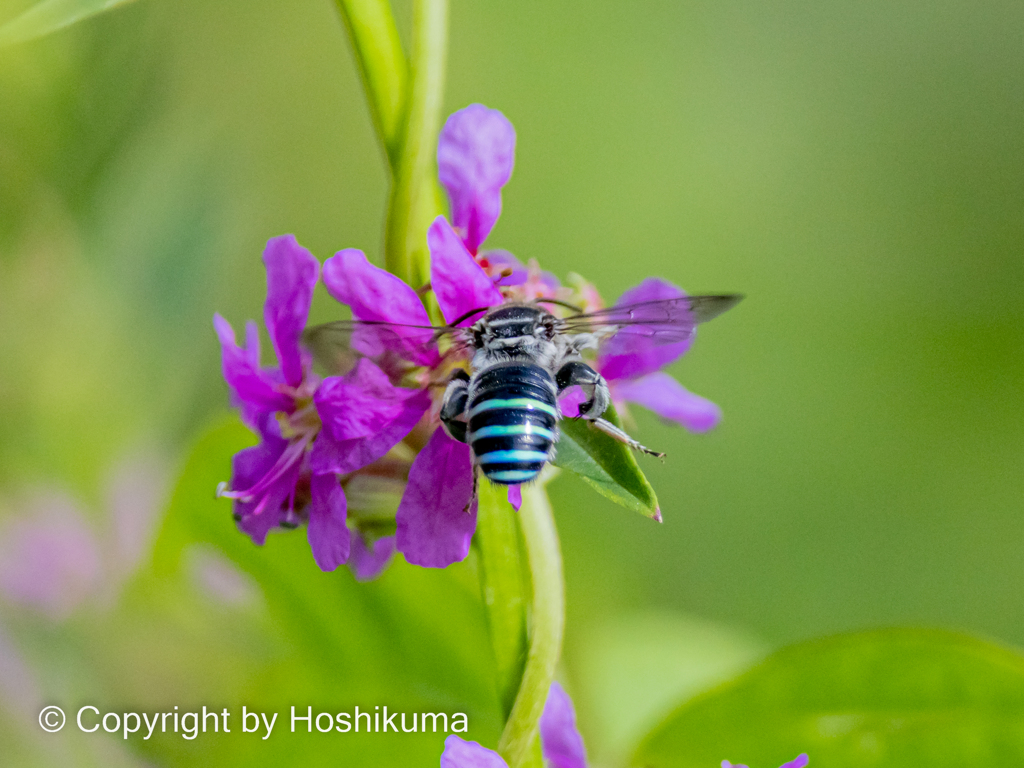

561,278,722,434
321,220,504,570
216,235,402,573
441,682,587,768
723,756,809,768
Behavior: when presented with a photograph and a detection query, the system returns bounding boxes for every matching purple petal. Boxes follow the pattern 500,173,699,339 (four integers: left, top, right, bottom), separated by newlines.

781,756,809,768
314,359,415,440
322,249,428,325
440,735,508,768
429,217,504,325
613,372,722,433
348,534,396,582
262,235,319,387
310,359,431,474
437,104,516,254
321,248,438,366
507,484,522,511
230,436,295,545
598,278,695,381
244,320,261,369
214,314,293,417
539,682,587,768
395,428,477,568
307,474,350,571
482,250,528,286
309,402,427,475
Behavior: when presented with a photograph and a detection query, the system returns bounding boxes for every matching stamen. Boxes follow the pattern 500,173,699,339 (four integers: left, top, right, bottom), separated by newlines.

218,433,313,503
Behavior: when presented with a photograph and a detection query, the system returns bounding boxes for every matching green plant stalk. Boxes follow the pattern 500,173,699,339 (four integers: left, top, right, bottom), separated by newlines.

383,0,447,287
333,0,408,169
497,480,566,768
474,481,531,719
335,6,563,762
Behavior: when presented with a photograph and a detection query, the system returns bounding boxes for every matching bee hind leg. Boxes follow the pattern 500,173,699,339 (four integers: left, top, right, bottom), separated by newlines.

555,360,611,419
588,417,666,460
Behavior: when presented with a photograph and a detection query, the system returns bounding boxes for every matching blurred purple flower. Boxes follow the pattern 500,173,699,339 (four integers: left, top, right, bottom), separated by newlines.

0,450,168,619
0,493,102,620
561,278,722,434
722,755,809,768
441,682,587,768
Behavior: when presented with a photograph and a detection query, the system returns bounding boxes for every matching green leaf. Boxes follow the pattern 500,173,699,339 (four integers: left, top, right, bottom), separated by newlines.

554,403,660,518
0,0,137,47
632,628,1024,768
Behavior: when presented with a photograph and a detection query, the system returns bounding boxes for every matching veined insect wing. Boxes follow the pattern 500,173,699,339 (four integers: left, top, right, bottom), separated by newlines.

301,319,470,376
555,294,743,344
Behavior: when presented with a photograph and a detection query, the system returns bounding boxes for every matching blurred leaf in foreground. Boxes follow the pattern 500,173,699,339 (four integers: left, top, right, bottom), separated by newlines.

0,0,137,47
117,416,503,765
568,610,763,766
633,628,1024,768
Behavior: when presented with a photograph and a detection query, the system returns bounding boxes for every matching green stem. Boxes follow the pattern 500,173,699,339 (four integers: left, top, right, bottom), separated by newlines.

333,0,408,169
497,481,566,768
475,481,530,719
383,0,448,287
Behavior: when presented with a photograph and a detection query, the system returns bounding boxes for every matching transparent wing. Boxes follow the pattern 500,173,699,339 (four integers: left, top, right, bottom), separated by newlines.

302,319,471,377
556,294,743,345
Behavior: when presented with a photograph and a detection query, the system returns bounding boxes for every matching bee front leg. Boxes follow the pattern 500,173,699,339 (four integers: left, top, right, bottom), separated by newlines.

440,370,471,443
555,360,611,419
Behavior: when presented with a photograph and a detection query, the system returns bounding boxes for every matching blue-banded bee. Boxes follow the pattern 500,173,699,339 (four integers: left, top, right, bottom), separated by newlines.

305,294,741,486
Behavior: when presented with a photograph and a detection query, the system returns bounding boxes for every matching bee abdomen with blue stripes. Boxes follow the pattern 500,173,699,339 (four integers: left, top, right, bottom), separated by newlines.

467,362,559,485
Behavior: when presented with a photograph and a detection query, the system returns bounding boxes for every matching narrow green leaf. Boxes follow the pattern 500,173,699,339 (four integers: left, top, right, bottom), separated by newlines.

633,628,1024,768
0,0,137,47
555,403,660,518
474,480,530,718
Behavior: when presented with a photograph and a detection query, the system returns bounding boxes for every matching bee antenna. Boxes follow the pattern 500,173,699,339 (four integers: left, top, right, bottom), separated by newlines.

535,298,584,313
446,306,492,327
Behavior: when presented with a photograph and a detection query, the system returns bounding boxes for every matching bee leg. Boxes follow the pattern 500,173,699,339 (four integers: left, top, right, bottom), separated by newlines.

555,360,610,419
588,417,666,459
464,466,479,514
440,369,471,443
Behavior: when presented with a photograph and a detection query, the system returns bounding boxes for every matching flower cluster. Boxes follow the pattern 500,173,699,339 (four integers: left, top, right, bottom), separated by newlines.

214,104,723,574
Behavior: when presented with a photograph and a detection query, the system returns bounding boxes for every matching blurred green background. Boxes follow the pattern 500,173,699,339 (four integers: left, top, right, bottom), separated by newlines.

1,0,1022,765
